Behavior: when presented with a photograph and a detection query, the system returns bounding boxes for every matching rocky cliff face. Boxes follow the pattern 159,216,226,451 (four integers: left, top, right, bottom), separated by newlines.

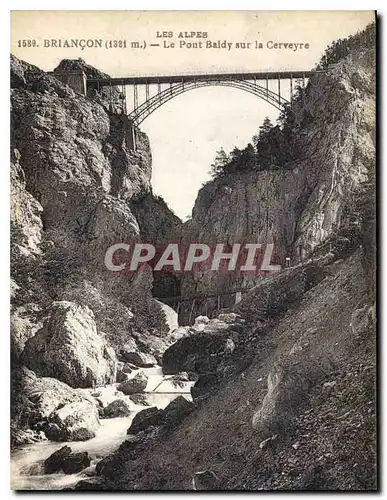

179,48,375,324
10,56,179,441
130,193,183,301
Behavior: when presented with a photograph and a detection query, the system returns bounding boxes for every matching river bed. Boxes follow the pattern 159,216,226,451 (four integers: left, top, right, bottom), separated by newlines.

11,303,192,491
11,365,194,490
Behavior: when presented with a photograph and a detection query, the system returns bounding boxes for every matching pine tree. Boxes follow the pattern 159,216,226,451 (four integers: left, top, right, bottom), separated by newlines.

259,117,274,136
209,148,229,178
253,117,273,150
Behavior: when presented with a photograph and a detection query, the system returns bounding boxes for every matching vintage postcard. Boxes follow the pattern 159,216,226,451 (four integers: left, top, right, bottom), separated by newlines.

10,10,376,491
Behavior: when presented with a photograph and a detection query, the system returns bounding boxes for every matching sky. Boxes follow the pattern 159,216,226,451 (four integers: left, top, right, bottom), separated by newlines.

11,11,374,219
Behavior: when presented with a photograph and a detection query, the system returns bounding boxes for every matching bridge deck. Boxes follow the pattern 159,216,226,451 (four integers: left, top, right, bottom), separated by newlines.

87,70,323,87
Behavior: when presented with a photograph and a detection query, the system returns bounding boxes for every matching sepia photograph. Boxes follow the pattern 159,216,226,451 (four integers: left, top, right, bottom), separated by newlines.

10,10,376,491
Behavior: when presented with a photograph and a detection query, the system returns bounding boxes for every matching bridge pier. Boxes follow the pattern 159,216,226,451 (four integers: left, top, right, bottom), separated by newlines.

123,116,137,151
132,127,137,151
109,113,137,151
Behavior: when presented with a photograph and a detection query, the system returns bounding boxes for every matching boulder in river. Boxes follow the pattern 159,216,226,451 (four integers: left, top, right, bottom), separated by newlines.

22,301,117,388
44,446,72,474
102,399,131,418
162,317,241,375
191,373,221,401
74,477,105,490
62,452,91,474
120,349,157,368
115,361,135,381
44,399,100,441
117,372,148,395
11,428,47,446
116,370,129,383
44,446,91,474
127,407,164,434
127,396,193,435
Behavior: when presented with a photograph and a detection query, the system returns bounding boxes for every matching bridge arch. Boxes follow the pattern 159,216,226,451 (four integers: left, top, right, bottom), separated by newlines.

128,79,291,126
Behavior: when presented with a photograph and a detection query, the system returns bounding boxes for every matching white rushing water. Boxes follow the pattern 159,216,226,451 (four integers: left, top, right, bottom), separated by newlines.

11,304,193,491
10,416,132,490
156,299,179,332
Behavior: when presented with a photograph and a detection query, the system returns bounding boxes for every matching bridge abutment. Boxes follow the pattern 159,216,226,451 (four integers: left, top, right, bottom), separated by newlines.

53,70,87,95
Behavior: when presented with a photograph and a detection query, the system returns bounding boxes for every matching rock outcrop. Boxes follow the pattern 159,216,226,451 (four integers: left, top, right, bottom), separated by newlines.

22,301,116,388
251,358,331,437
11,367,100,445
